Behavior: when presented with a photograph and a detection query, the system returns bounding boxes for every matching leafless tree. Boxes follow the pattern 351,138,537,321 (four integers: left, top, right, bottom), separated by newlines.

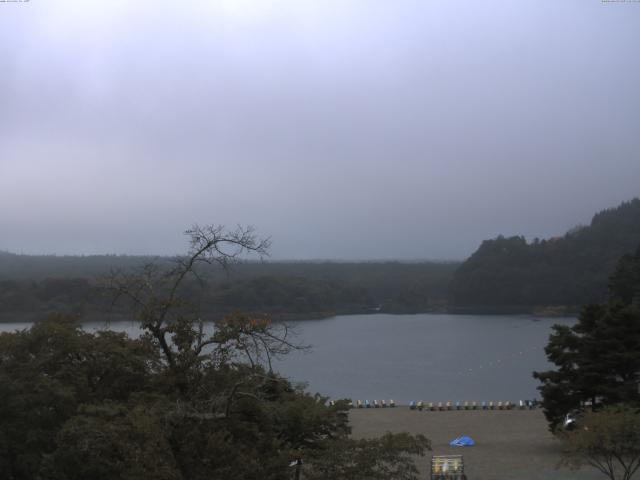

105,224,301,376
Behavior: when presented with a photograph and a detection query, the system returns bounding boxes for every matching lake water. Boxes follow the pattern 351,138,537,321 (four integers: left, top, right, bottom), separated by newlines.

273,313,574,404
0,313,573,404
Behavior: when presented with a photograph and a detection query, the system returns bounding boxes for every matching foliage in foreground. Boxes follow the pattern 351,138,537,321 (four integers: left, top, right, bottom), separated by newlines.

559,405,640,480
0,225,430,480
0,316,430,480
304,433,431,480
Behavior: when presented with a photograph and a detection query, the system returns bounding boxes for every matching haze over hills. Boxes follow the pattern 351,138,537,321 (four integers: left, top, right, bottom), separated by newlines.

451,198,640,312
0,255,458,321
0,198,638,320
4,2,640,262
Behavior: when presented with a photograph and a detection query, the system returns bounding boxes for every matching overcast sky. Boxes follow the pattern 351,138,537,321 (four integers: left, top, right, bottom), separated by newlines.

1,0,639,260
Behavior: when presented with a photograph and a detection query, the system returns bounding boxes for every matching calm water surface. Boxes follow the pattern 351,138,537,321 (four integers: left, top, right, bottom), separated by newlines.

274,313,574,403
0,313,573,404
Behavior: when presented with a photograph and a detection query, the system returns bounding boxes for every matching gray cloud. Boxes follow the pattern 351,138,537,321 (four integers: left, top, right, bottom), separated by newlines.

1,0,639,259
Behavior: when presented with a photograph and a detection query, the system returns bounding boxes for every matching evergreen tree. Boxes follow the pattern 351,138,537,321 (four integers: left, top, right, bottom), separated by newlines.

534,246,640,430
452,199,640,309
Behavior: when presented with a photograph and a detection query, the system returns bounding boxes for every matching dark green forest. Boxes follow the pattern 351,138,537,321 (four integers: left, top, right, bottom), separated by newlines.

450,198,640,312
0,256,457,322
1,198,639,319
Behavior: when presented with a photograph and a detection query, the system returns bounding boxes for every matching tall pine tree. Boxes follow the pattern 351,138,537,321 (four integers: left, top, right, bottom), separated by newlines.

534,246,640,430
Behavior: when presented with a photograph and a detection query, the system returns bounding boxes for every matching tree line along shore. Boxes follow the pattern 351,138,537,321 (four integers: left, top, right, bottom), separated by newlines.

0,198,639,321
0,209,639,479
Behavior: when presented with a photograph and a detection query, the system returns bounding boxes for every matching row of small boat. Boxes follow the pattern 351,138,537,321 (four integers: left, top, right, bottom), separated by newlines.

349,399,396,408
409,400,538,410
330,399,539,410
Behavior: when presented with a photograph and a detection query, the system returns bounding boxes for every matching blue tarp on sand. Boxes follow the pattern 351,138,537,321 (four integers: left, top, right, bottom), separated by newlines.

449,435,475,447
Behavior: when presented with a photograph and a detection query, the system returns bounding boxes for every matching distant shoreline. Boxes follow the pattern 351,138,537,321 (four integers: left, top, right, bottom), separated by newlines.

0,306,579,325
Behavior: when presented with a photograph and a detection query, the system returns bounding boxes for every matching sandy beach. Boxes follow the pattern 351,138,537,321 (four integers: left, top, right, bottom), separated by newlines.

349,408,603,480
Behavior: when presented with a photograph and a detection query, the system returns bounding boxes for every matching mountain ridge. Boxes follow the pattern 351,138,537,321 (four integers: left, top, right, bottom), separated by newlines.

450,198,640,310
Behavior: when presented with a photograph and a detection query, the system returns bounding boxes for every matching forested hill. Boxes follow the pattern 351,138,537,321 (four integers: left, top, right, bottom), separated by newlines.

450,198,640,311
0,255,458,321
